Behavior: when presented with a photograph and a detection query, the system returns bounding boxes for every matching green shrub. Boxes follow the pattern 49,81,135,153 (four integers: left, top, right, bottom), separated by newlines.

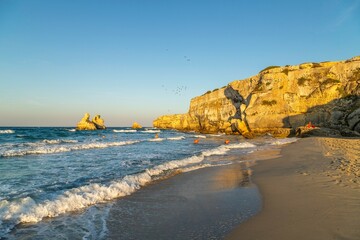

254,84,263,91
261,100,277,106
282,68,289,75
297,77,308,86
350,68,360,81
259,66,280,73
323,78,340,85
336,86,348,97
312,62,322,68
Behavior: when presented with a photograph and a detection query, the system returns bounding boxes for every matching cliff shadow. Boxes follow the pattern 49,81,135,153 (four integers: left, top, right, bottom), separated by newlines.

282,95,360,137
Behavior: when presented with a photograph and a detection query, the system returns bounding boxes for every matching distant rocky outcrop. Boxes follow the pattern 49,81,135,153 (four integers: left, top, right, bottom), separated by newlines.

76,113,106,130
92,115,106,129
153,56,360,137
132,122,142,129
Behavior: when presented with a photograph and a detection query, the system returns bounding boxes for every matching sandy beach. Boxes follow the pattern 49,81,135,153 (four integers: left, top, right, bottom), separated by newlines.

106,162,261,239
104,136,360,239
227,137,360,240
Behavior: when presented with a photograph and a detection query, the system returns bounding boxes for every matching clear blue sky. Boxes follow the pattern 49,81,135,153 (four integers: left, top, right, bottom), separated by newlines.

1,0,359,127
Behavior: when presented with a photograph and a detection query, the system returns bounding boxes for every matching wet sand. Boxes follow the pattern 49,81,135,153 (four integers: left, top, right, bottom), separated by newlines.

106,163,261,239
226,137,360,240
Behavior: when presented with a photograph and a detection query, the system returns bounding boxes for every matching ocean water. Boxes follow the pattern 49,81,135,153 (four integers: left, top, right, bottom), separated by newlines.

0,127,296,239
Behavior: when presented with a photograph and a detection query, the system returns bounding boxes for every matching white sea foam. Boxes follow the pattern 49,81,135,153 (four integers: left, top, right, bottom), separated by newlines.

224,142,257,149
67,129,76,132
208,134,225,137
270,138,298,145
0,141,257,226
1,141,139,157
167,136,185,141
182,162,232,173
148,138,164,142
42,139,78,144
0,130,14,134
113,130,137,133
193,135,206,138
141,130,161,133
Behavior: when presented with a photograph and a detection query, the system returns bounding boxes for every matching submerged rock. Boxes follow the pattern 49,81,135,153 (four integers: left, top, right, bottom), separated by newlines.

76,113,106,130
153,55,360,137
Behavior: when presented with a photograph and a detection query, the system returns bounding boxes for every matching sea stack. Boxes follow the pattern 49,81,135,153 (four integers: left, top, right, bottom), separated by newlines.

132,122,142,129
76,113,106,130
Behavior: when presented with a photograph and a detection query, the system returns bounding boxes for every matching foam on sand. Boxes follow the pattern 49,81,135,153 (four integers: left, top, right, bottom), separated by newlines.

269,138,298,145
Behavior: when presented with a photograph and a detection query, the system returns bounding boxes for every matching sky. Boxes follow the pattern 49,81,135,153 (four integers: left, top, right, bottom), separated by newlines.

0,0,359,127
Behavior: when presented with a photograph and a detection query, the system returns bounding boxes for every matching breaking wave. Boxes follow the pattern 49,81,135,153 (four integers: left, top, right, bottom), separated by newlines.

167,136,185,141
141,130,161,133
270,138,298,145
42,139,78,144
113,130,137,133
1,141,139,157
0,130,14,134
0,141,256,228
192,135,206,139
148,138,164,142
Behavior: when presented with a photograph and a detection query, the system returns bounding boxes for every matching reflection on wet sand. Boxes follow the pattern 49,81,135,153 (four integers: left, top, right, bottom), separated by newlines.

211,164,252,190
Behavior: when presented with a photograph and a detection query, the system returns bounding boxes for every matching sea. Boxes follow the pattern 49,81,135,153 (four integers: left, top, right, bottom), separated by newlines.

0,127,297,239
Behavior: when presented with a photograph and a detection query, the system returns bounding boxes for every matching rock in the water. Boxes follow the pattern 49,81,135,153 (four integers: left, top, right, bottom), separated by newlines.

153,55,360,137
76,113,106,130
92,115,106,129
132,122,142,129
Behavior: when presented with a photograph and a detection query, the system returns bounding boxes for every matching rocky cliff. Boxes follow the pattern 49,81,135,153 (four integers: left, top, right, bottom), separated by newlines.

153,56,360,137
76,113,106,130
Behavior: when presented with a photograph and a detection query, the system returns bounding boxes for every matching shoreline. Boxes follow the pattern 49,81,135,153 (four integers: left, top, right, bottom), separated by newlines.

226,137,360,240
106,162,262,239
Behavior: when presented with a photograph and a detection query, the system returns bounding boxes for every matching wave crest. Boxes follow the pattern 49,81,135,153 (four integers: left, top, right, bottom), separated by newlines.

113,130,137,133
1,141,139,157
0,130,14,134
0,141,256,226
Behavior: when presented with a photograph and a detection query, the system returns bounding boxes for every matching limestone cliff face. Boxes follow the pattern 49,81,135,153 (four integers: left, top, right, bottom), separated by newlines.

77,113,106,130
153,56,360,137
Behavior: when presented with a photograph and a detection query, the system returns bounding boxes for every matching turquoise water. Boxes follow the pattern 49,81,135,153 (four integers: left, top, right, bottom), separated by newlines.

0,127,296,239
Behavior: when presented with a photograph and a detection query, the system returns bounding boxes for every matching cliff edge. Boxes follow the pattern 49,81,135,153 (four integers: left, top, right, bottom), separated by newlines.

153,56,360,137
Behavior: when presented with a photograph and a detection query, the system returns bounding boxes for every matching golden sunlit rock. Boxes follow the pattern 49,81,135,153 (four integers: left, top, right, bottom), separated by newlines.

132,122,142,129
153,55,360,138
76,113,106,130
